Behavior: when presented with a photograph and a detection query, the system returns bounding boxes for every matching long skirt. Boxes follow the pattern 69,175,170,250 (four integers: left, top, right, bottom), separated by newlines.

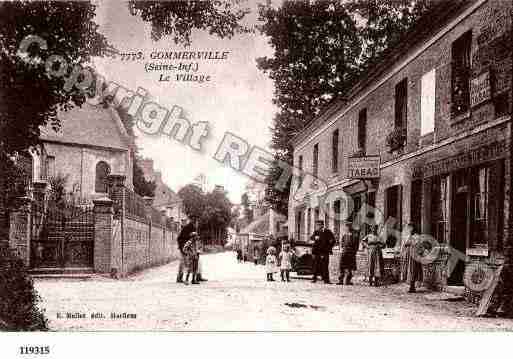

401,247,423,283
368,245,384,278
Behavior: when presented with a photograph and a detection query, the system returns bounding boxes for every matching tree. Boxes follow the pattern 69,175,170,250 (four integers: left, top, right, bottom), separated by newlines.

201,187,232,245
0,1,110,158
257,0,431,216
347,0,430,69
178,184,232,245
128,0,251,45
257,0,362,215
114,106,156,197
133,161,156,198
178,184,206,222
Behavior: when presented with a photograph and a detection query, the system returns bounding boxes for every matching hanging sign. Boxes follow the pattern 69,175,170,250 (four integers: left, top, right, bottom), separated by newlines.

470,71,492,108
347,155,380,179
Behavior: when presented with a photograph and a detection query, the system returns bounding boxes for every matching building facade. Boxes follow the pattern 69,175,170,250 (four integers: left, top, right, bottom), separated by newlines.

34,103,134,199
138,158,187,223
288,0,512,291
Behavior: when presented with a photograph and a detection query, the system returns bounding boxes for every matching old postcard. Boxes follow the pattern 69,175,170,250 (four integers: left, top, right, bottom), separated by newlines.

1,0,513,345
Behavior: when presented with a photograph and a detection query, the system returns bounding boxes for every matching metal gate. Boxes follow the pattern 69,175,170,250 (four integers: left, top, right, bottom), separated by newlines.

31,200,94,269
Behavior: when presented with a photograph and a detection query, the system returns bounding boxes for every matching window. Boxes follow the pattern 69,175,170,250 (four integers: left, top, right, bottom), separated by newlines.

95,161,111,193
296,211,302,241
298,155,303,188
410,179,423,232
332,130,339,173
45,156,55,180
432,175,449,243
324,203,330,230
307,208,312,237
333,200,341,240
358,109,367,151
313,143,319,178
451,31,472,116
395,79,408,129
385,185,403,247
470,166,489,247
421,69,436,135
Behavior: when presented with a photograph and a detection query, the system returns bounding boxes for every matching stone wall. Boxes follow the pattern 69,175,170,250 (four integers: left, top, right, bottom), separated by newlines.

92,196,179,277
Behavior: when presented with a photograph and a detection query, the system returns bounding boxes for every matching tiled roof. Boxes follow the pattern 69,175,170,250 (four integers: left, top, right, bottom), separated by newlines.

40,103,131,151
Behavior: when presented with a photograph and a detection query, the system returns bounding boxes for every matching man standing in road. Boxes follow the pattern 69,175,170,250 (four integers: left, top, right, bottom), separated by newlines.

176,218,195,283
176,218,208,283
311,220,336,284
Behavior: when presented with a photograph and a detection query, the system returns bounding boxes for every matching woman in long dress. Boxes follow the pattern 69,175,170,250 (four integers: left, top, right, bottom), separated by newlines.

362,225,385,287
401,223,424,293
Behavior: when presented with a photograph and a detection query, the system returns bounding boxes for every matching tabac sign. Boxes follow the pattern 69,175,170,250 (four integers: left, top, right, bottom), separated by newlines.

347,155,380,179
470,70,491,108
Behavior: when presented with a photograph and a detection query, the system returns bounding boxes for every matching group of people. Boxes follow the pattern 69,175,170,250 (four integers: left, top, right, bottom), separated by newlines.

264,244,294,282
309,219,424,292
176,219,207,285
174,217,424,293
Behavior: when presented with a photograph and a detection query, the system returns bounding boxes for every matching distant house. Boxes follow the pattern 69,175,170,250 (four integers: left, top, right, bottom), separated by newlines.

138,158,186,222
30,102,134,200
237,208,287,260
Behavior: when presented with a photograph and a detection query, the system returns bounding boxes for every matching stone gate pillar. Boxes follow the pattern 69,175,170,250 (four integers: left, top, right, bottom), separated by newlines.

8,196,33,266
93,198,114,274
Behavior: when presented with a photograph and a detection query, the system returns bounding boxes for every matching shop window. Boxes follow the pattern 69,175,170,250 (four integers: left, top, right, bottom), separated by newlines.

470,166,489,248
431,175,449,243
95,161,111,193
385,185,402,247
332,129,339,173
324,203,330,230
421,69,436,136
313,143,319,178
410,179,422,232
358,109,367,151
451,31,472,117
333,200,341,240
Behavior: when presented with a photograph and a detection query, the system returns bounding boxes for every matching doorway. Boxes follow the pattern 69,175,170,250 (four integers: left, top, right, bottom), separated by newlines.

449,172,469,285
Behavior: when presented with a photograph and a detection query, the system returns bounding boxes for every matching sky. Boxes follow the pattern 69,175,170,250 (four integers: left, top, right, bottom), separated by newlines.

92,1,276,203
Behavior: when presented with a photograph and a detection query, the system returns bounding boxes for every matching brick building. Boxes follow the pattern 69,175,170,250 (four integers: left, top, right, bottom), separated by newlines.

288,0,512,292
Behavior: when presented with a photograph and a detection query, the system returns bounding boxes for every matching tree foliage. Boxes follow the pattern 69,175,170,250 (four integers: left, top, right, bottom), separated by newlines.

128,0,251,45
133,161,156,198
0,1,110,158
178,184,206,221
258,0,430,215
113,106,156,197
0,248,48,331
178,184,232,245
348,0,430,69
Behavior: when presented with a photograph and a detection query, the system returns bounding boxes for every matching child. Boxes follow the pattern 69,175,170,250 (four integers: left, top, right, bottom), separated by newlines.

265,246,278,281
279,244,293,282
183,232,199,285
